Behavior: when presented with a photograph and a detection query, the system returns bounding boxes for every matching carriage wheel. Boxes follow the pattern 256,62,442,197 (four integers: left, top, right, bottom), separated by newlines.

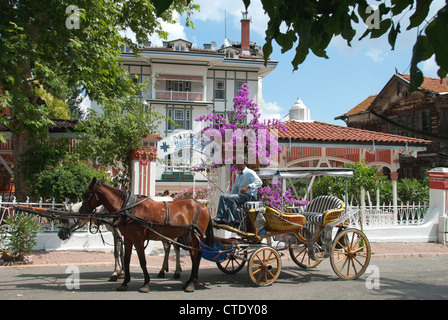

247,247,281,286
330,228,371,280
216,248,247,274
289,240,323,269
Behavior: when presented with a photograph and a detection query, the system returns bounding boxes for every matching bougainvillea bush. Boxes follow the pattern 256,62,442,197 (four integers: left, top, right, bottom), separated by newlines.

196,83,287,169
173,185,211,200
258,180,307,211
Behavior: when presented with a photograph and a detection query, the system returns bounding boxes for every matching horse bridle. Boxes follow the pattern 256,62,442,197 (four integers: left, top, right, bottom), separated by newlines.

81,180,101,213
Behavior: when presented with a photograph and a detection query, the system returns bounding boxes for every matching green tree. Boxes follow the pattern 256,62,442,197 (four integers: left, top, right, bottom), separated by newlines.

0,0,198,199
31,161,110,202
75,91,167,188
313,162,381,205
397,177,429,204
243,0,447,91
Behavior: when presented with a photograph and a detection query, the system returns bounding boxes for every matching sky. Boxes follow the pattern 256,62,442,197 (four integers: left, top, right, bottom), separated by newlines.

146,0,445,126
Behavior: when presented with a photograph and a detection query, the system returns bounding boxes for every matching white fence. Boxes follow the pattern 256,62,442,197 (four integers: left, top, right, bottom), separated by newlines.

0,197,119,252
0,197,69,231
0,197,432,232
348,202,430,228
0,196,438,248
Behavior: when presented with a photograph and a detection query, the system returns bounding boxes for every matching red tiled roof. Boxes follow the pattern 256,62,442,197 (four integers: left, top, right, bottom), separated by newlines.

279,120,430,146
336,73,448,120
336,95,377,119
399,73,448,93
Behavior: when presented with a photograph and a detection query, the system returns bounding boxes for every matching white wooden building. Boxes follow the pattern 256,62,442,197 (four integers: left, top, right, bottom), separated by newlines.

91,15,278,196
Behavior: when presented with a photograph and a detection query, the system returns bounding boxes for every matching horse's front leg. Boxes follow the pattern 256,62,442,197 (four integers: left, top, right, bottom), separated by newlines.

183,232,201,293
135,240,150,293
173,243,182,279
117,238,132,291
158,241,171,278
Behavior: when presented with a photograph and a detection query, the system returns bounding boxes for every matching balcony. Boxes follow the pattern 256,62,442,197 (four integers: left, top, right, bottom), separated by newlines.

155,90,203,102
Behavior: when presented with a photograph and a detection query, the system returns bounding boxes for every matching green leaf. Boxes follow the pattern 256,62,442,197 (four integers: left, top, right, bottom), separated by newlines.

275,30,297,53
425,5,448,78
410,35,433,92
388,22,400,50
407,0,431,30
152,0,174,17
370,18,392,39
391,0,413,16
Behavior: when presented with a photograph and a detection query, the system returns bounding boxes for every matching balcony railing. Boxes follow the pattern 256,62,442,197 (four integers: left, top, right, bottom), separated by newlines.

155,90,203,101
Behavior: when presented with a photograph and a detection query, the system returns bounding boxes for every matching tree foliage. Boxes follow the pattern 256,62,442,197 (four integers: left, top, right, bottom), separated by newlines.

0,0,198,197
75,91,167,187
31,161,110,202
244,0,448,91
313,162,429,205
313,162,381,205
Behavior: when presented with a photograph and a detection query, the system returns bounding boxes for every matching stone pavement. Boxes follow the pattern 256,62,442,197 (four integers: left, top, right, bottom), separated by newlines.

2,242,448,269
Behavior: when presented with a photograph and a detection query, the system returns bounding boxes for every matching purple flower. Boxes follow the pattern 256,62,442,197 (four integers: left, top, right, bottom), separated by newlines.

196,83,287,168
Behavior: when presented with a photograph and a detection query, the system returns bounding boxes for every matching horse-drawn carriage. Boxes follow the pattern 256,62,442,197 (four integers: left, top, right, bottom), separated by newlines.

211,167,371,286
15,167,371,291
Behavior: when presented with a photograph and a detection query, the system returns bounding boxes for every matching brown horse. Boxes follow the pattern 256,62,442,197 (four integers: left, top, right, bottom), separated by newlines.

58,202,183,281
79,177,214,293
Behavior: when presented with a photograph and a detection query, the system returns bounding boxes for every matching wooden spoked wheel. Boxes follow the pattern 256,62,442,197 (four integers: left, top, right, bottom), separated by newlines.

216,248,247,274
330,228,371,280
289,240,323,269
247,247,281,286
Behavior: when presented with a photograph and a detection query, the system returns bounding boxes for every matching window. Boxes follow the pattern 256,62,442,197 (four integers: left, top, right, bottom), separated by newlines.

215,79,225,100
174,110,184,127
130,74,140,85
166,80,191,92
400,113,413,136
235,80,246,96
417,110,431,134
167,108,192,131
226,51,235,58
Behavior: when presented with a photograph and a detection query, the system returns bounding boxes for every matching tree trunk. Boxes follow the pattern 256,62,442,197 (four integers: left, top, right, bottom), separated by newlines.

12,131,31,201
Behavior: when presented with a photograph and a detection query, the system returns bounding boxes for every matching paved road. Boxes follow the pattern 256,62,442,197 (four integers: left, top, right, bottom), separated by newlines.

1,256,448,303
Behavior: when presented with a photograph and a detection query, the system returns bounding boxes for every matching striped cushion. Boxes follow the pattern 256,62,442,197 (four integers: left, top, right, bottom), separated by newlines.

288,206,306,214
242,201,265,212
301,196,344,224
306,195,343,214
300,212,324,223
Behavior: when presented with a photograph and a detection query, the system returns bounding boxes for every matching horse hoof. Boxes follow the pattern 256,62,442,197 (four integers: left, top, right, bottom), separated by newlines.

173,272,181,279
157,271,165,278
109,275,118,282
184,283,195,293
117,284,127,291
139,285,150,293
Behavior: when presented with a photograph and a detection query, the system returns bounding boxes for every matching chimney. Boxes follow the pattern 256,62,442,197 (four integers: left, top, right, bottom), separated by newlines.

241,11,251,52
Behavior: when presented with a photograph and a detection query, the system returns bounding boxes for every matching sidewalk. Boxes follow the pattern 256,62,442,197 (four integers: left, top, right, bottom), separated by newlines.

2,242,448,269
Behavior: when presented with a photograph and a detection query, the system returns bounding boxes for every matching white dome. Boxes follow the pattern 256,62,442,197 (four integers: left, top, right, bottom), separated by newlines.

289,98,311,121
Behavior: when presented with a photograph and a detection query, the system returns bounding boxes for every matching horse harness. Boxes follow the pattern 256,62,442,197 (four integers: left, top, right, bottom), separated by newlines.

113,192,204,238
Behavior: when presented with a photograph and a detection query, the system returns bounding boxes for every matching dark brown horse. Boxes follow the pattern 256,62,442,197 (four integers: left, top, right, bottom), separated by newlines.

79,177,214,293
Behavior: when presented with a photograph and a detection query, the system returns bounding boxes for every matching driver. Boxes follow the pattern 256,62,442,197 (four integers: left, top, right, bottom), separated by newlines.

213,163,262,227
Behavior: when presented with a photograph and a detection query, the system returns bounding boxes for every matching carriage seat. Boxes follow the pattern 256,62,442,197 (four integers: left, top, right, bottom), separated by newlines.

242,201,265,213
288,195,344,225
